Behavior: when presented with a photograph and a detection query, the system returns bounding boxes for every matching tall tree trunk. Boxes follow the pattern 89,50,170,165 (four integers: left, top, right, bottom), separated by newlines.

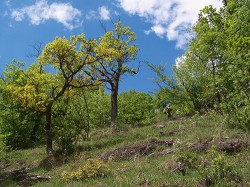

44,104,53,154
212,61,221,105
110,80,119,128
82,89,90,140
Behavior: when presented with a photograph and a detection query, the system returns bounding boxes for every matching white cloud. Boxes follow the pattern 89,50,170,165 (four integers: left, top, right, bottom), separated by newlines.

144,30,152,35
86,10,97,20
98,6,111,20
117,0,223,48
151,24,166,38
86,6,111,21
10,0,82,30
11,10,24,21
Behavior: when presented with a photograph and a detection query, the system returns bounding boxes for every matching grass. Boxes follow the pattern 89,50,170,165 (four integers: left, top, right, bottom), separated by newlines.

1,113,250,186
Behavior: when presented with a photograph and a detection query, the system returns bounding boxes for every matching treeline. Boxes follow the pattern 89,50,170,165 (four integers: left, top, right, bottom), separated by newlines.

0,22,166,155
150,0,249,129
0,21,142,155
0,87,158,155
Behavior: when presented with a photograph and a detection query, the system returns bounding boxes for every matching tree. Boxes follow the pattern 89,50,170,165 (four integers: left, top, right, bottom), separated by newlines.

174,53,214,112
173,5,227,113
220,0,250,128
191,0,250,126
118,90,154,126
52,89,110,154
94,21,139,127
146,62,193,115
0,61,45,150
173,0,249,127
5,35,101,154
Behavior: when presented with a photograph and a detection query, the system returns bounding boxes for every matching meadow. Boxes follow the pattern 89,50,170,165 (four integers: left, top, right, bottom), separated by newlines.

1,114,249,187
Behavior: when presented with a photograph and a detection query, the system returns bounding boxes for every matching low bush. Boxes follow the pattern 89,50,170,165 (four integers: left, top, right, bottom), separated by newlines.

61,159,110,181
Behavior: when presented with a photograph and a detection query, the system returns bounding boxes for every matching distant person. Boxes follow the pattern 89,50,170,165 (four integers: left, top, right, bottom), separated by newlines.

164,103,172,118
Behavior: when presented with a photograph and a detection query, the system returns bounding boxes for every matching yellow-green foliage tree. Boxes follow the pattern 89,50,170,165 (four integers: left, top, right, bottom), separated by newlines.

2,61,45,149
94,22,139,127
6,35,100,154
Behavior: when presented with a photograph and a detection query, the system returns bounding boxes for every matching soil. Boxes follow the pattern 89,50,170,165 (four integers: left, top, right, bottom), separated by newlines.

99,139,174,161
0,167,50,187
100,137,250,162
191,138,250,153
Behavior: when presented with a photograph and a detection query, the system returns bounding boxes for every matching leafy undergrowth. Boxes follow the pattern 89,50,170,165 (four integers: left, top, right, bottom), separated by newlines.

1,114,250,187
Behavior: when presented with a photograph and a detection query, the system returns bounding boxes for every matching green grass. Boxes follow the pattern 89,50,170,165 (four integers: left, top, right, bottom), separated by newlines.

1,114,250,186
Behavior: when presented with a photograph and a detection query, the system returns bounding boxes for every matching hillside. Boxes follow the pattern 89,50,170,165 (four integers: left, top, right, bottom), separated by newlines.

1,114,250,187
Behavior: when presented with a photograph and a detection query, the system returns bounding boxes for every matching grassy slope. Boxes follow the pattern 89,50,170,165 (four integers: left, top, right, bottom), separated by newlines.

1,114,250,187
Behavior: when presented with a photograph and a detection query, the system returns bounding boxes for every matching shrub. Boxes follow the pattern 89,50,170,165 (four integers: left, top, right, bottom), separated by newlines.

176,146,242,185
0,106,44,150
200,146,242,185
53,90,110,155
61,159,110,181
221,91,250,130
118,90,155,126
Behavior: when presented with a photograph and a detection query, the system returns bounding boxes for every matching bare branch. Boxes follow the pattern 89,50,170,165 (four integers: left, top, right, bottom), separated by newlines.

132,60,141,75
26,42,43,59
99,19,107,33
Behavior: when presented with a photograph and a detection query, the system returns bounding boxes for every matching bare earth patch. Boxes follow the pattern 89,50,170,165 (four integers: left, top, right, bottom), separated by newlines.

0,167,50,187
99,137,250,162
191,138,250,153
99,139,174,161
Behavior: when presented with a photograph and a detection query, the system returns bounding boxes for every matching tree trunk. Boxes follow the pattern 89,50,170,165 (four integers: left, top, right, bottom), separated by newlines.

212,61,221,105
82,89,90,140
44,104,54,154
110,80,119,128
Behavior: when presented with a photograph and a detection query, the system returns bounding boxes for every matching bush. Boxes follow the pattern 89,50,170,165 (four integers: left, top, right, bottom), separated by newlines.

0,106,44,150
61,159,110,180
53,90,111,154
118,90,155,126
200,146,242,186
221,91,250,130
176,146,242,185
53,120,79,155
0,79,44,150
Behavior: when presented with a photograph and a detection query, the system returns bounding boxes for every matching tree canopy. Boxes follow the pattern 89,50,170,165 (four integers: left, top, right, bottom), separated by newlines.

1,21,140,154
173,0,249,127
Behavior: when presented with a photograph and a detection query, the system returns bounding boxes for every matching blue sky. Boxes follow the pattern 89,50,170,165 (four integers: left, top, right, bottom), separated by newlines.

0,0,223,93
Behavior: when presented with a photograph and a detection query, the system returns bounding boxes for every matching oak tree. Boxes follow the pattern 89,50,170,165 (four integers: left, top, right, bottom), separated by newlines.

94,22,139,127
6,35,100,154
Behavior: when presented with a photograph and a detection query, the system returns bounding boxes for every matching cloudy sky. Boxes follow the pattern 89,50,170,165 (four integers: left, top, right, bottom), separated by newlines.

0,0,223,93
